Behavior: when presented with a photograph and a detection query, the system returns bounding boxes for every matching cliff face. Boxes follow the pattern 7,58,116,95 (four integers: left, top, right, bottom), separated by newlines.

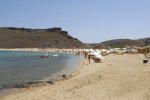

0,27,87,48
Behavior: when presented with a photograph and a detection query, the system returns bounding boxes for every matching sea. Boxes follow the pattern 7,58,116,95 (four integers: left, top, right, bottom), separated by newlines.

0,50,83,90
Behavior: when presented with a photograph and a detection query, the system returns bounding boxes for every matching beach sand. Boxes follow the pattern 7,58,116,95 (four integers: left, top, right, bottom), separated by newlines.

1,54,150,100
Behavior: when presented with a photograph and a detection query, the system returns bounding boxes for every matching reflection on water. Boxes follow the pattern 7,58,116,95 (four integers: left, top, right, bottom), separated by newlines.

0,51,83,90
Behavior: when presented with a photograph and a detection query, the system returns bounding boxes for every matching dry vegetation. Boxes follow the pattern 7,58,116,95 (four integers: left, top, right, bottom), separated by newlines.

0,27,88,48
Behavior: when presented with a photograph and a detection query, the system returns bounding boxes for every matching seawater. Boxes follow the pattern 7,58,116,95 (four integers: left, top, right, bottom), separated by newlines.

0,50,83,90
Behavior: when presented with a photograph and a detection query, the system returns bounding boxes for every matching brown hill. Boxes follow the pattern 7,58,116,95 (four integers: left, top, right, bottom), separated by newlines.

0,27,88,48
89,38,150,49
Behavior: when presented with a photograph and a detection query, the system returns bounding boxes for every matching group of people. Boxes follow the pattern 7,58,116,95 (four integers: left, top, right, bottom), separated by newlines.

84,52,104,64
84,52,91,64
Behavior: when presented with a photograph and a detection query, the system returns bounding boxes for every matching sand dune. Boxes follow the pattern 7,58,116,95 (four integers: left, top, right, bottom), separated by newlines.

1,54,150,100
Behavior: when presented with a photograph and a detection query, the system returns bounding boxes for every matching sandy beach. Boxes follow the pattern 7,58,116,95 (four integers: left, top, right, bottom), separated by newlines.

1,54,150,100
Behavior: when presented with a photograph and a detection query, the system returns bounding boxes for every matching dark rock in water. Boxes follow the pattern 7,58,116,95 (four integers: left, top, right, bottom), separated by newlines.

14,84,26,88
27,81,41,85
13,81,44,89
46,81,54,84
62,74,67,79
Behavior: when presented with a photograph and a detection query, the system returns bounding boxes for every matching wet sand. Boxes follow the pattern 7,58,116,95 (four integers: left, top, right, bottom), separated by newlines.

1,54,150,100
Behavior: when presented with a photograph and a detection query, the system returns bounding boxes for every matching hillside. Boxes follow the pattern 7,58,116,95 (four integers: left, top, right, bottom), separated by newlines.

89,38,150,49
0,27,88,48
138,37,150,46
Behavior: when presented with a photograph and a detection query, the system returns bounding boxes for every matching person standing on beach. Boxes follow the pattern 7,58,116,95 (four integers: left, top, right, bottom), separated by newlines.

88,54,91,64
148,49,150,61
84,52,87,58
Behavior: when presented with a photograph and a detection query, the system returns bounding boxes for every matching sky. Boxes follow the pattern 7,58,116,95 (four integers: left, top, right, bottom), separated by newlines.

0,0,150,43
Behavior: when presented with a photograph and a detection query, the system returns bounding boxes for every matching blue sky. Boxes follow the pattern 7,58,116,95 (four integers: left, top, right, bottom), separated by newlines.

0,0,150,43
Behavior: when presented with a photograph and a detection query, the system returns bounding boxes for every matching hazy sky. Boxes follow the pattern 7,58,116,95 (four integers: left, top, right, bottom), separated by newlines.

0,0,150,43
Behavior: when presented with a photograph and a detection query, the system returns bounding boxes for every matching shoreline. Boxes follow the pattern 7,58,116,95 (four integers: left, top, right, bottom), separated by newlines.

0,48,82,53
1,52,150,100
0,57,85,100
0,49,85,99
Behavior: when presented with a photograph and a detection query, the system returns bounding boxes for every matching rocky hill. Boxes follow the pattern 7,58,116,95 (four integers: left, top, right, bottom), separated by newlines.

89,38,150,49
0,27,88,48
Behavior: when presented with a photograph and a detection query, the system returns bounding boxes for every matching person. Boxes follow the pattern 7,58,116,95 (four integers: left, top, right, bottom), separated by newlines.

84,52,87,58
88,54,91,64
148,50,150,61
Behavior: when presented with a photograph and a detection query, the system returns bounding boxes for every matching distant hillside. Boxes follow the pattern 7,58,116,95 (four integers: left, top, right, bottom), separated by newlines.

0,27,88,48
89,38,150,49
138,37,150,46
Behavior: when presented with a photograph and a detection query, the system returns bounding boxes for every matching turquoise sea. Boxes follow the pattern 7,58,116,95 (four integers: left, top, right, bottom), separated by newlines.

0,50,83,90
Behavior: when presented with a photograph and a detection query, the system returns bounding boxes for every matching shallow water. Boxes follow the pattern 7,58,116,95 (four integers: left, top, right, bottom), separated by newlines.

0,51,83,90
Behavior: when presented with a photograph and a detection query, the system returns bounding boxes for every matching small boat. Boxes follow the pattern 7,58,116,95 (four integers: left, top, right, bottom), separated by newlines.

50,54,59,57
40,54,49,58
52,54,59,57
